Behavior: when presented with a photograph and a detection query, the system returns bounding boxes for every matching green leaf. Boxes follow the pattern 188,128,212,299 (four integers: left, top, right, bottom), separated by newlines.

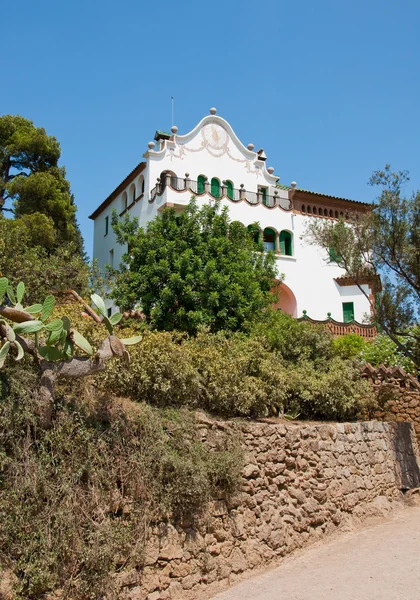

0,341,10,368
48,327,64,346
109,312,122,326
25,304,43,315
6,286,16,305
16,282,25,304
0,278,8,301
4,323,16,342
103,316,113,335
13,320,45,334
72,330,93,355
41,295,55,322
121,335,142,345
13,340,24,361
91,293,107,317
61,316,71,332
38,346,65,361
59,329,68,346
45,318,64,332
63,340,74,358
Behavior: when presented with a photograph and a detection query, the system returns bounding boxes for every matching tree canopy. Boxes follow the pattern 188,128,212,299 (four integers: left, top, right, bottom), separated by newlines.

110,199,278,333
305,165,420,370
0,115,83,251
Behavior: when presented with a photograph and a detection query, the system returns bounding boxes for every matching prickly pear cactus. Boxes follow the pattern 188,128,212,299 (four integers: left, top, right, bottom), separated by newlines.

0,277,141,368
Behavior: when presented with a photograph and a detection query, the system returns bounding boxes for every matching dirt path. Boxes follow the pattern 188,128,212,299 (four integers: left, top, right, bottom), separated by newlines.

211,505,420,600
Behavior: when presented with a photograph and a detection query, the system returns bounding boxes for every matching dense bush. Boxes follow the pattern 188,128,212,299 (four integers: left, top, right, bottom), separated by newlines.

332,333,368,359
360,332,417,374
0,363,242,599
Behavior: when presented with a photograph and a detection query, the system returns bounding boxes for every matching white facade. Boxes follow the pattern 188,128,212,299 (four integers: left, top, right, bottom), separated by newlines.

90,109,373,323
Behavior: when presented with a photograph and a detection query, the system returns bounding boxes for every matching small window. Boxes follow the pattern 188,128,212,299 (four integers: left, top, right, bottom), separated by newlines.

109,249,114,268
313,206,317,213
301,205,306,213
329,247,341,262
307,206,312,214
280,231,293,256
130,183,136,204
211,177,221,198
122,191,128,212
342,302,354,323
247,224,260,244
323,208,328,216
335,210,339,218
105,216,109,236
263,227,276,252
258,186,268,206
318,207,323,215
329,209,334,217
197,175,206,194
225,180,234,200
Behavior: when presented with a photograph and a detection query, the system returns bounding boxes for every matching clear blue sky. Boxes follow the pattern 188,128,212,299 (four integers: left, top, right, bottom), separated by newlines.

2,0,419,257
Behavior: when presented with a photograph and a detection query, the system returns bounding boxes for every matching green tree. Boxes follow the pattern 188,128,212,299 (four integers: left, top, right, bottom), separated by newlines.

111,199,278,333
305,165,420,370
0,217,89,302
0,115,83,251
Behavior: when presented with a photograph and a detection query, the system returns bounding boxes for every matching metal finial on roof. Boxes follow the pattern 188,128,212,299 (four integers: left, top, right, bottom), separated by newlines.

148,141,155,150
267,167,275,174
247,143,254,151
291,181,297,188
171,125,178,134
210,107,217,115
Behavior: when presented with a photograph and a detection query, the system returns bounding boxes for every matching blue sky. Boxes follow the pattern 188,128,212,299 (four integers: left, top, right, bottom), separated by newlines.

2,0,419,256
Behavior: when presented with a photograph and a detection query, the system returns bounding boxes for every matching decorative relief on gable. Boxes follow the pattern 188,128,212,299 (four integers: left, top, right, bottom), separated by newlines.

178,122,262,176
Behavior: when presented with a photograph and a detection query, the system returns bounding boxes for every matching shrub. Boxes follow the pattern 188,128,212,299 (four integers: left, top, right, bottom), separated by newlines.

332,333,367,359
360,333,417,374
0,375,242,599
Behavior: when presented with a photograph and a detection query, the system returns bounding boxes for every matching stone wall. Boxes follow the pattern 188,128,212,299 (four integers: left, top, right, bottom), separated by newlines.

362,364,420,447
119,417,420,600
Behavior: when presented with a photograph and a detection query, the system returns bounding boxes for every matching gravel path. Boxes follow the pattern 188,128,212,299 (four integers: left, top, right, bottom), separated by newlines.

211,505,420,600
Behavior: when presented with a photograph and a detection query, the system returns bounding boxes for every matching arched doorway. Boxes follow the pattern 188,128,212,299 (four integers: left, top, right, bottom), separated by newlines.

271,281,297,317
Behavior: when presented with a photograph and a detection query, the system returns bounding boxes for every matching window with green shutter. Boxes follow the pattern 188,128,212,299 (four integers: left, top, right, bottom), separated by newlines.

225,180,234,200
263,228,276,252
197,175,206,194
211,178,221,198
279,230,293,256
342,302,355,323
329,247,341,262
247,224,260,244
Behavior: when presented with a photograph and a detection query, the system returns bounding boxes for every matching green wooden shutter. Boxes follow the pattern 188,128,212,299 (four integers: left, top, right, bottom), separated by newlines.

280,231,292,256
197,175,205,194
342,302,354,323
329,247,340,262
226,180,234,200
211,178,221,198
261,188,267,205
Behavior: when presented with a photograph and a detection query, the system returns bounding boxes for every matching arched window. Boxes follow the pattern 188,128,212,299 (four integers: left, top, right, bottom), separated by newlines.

121,191,128,211
280,230,293,256
307,206,312,214
318,207,323,215
197,175,206,194
323,208,328,216
329,209,334,217
225,180,234,200
263,227,276,252
247,224,260,245
211,178,221,198
301,205,306,213
313,206,317,214
130,183,136,204
335,210,339,218
138,175,145,196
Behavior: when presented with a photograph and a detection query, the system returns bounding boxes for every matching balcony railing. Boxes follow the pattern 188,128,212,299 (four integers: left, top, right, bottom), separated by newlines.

149,175,292,211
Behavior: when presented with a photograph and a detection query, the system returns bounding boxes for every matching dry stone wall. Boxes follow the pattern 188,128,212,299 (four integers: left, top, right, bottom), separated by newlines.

120,417,420,600
362,364,420,447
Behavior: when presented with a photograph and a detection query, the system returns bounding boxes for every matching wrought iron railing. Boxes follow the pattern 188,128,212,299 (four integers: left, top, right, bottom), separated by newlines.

149,176,292,210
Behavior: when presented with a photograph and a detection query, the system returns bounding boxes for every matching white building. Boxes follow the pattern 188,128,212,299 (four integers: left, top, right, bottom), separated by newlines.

90,108,378,327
